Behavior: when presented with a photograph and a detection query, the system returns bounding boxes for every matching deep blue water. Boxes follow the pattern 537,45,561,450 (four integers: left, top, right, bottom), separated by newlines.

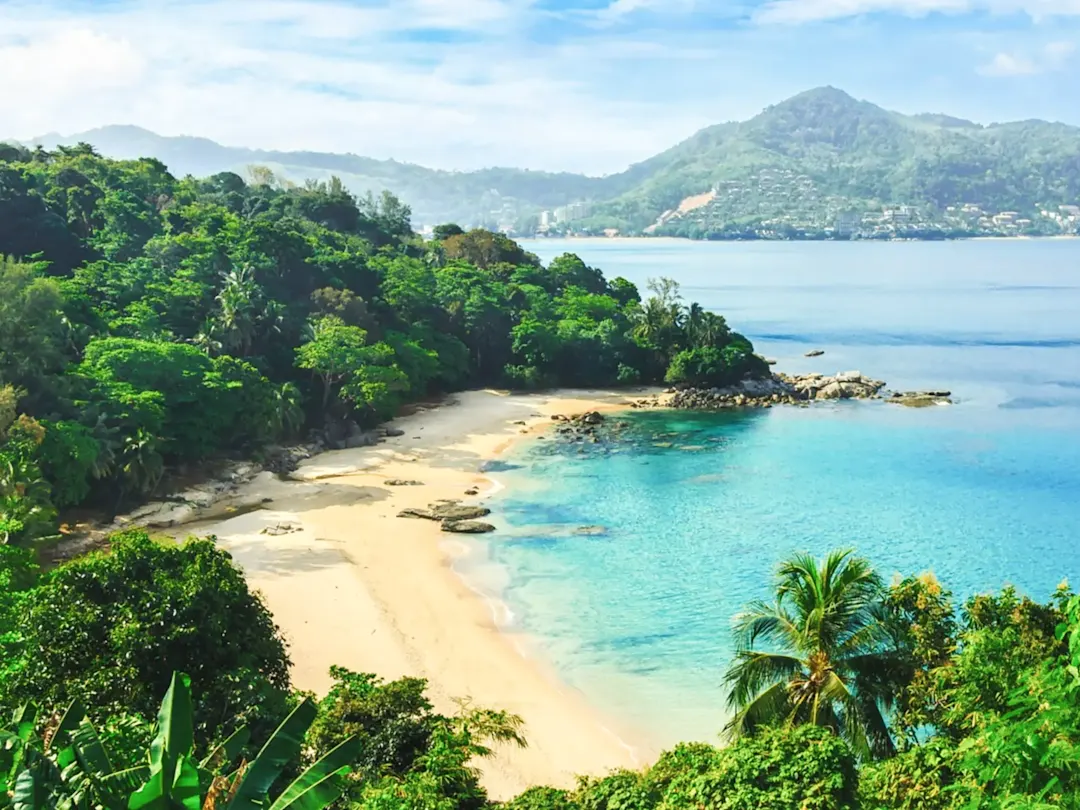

455,239,1080,750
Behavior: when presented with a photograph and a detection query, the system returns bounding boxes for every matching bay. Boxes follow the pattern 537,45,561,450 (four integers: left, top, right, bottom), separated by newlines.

457,238,1080,751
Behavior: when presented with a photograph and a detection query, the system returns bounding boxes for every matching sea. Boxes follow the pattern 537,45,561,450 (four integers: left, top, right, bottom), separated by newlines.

453,238,1080,752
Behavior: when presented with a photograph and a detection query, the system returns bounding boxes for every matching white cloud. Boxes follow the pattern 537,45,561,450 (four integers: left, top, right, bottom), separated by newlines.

592,0,696,22
755,0,1080,24
979,51,1039,73
1,0,1078,173
0,0,708,174
977,39,1076,74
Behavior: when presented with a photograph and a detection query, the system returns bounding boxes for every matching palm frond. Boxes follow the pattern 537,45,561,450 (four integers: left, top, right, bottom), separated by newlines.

723,681,792,742
724,652,804,712
819,671,872,761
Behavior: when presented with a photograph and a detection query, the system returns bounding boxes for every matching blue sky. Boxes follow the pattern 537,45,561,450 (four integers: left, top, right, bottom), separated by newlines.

0,0,1077,174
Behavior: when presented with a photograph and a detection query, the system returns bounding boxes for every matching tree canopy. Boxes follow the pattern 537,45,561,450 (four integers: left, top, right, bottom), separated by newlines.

0,146,766,536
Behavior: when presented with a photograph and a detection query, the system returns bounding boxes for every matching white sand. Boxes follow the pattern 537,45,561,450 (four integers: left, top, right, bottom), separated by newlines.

169,390,651,799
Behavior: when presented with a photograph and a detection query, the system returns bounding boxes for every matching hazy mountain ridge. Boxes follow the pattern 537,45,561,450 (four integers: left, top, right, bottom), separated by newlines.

24,125,618,228
16,86,1080,232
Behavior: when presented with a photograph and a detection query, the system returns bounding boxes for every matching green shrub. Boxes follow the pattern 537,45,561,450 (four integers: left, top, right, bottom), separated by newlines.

664,345,768,388
0,529,291,743
575,769,660,810
657,727,857,810
505,786,581,809
308,666,437,780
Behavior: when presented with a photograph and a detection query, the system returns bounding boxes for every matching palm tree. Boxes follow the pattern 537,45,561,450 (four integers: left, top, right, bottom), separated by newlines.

215,265,261,356
723,549,898,760
270,382,305,439
119,429,164,497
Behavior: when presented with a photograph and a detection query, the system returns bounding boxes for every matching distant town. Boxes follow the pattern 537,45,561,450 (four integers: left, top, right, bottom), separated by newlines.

418,167,1080,241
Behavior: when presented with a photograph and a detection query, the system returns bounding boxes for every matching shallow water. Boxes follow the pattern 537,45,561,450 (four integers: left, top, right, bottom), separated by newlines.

457,239,1080,750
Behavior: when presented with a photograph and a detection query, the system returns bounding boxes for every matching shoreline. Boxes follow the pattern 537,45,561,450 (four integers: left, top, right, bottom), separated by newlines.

519,233,1079,243
162,388,653,800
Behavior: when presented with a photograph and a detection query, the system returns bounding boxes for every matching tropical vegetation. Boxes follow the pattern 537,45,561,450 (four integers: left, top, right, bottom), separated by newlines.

0,143,763,547
2,538,1078,808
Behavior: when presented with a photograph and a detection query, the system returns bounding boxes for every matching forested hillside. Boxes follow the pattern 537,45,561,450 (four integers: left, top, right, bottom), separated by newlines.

599,87,1080,231
0,142,762,542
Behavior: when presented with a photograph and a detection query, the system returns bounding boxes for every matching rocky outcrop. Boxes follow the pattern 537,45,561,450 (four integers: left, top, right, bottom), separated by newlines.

441,520,496,534
805,349,825,357
628,371,889,411
432,504,492,521
548,411,626,443
397,502,491,522
887,391,953,407
111,461,273,531
784,371,886,401
397,507,437,519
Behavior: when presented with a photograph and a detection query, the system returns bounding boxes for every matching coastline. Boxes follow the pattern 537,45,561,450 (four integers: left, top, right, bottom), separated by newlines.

521,233,1078,243
163,389,651,800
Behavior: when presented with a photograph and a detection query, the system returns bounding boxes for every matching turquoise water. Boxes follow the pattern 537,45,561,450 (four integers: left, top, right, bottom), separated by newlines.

457,239,1080,750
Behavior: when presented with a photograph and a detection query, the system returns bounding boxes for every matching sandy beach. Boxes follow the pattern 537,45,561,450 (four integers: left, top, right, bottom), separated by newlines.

167,389,649,799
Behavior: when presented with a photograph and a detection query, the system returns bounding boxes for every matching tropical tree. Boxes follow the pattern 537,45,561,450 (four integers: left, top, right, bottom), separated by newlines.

119,428,164,498
269,383,305,439
723,549,899,760
214,265,261,357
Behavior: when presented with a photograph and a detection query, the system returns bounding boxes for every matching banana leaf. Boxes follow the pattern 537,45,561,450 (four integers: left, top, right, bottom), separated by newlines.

225,700,317,810
200,727,250,773
267,736,361,810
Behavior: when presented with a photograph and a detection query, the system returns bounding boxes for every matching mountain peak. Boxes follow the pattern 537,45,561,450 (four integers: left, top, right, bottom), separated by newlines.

787,86,859,104
761,86,874,117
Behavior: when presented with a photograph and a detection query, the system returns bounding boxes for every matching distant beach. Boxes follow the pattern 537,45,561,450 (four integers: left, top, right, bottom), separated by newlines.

164,389,649,800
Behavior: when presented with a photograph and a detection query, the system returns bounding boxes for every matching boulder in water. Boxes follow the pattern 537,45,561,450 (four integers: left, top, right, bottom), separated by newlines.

430,503,491,521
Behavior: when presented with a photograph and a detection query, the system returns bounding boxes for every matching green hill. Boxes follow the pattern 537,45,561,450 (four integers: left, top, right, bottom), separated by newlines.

600,87,1080,234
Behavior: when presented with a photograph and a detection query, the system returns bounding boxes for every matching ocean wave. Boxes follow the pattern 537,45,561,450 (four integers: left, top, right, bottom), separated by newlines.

998,397,1080,410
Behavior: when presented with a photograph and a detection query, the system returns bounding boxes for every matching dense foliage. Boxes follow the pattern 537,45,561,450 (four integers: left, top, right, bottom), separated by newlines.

0,144,763,541
4,536,1080,809
0,530,291,745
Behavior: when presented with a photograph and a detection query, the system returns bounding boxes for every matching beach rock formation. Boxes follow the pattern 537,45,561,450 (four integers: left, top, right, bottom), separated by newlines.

386,479,423,486
397,503,492,521
398,507,437,519
785,371,886,401
260,523,301,536
441,520,496,534
629,371,889,411
432,504,491,521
